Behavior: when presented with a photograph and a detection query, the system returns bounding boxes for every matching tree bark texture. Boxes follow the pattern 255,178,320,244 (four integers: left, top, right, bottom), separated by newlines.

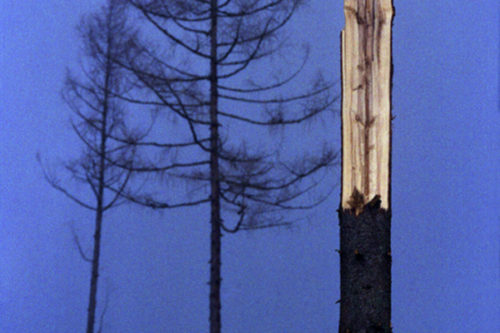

209,0,222,332
338,198,391,333
339,0,394,332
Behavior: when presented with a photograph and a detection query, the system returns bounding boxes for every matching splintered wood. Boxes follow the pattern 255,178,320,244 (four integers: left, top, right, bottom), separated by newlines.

341,0,393,213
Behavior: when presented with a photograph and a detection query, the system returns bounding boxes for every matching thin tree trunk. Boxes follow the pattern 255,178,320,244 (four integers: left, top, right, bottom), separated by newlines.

86,207,104,333
86,131,107,333
209,0,222,332
87,37,112,333
339,1,394,332
86,101,108,333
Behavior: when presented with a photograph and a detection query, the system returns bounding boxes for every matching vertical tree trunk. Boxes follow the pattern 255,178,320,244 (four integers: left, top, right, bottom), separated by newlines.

86,208,103,333
339,1,394,332
209,1,222,332
86,117,107,333
87,37,112,333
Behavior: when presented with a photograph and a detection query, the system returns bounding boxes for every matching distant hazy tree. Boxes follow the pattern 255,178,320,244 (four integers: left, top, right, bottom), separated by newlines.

39,1,137,332
92,1,338,331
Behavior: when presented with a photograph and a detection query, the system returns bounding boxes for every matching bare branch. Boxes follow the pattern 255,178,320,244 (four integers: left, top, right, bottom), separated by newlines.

103,167,133,211
39,160,96,211
138,5,211,58
216,50,308,93
219,83,333,104
107,186,211,209
70,223,93,263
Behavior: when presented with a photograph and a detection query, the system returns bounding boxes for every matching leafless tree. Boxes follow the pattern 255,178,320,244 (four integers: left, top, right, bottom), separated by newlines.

94,1,339,331
39,1,137,332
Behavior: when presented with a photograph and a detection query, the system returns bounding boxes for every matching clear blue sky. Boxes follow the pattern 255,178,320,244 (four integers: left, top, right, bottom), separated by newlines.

1,1,498,332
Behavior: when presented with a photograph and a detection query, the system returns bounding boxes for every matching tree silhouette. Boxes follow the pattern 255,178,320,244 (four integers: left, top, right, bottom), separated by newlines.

93,1,339,331
39,1,137,332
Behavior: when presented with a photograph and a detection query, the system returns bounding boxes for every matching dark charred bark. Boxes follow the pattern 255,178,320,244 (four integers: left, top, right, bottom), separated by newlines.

338,196,391,333
208,0,222,332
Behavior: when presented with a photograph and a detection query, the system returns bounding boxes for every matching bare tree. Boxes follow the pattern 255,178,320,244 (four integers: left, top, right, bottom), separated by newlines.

39,1,137,332
93,1,339,331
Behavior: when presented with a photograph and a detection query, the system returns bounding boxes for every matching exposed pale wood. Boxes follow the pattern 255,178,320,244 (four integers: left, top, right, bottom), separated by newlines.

341,0,393,213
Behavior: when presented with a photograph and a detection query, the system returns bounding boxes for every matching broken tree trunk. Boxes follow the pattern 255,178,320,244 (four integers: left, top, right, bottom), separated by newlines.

339,0,394,332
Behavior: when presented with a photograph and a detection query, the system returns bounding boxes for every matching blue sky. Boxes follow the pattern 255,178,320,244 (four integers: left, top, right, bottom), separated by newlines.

1,1,499,332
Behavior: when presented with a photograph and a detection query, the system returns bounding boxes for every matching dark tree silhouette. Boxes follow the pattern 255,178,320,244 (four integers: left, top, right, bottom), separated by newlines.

93,1,339,331
39,1,137,332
